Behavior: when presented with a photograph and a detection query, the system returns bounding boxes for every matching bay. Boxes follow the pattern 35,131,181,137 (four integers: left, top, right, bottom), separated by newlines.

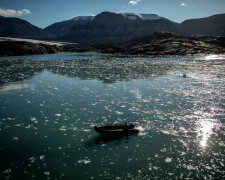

0,53,224,179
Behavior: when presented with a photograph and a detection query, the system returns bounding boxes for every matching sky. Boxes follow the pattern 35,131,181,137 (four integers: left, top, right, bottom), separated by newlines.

0,0,225,28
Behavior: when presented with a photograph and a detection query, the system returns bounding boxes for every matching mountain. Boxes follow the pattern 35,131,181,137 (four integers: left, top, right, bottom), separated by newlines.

44,15,94,37
180,13,225,36
55,12,181,44
45,12,225,44
44,12,164,37
44,20,77,37
0,16,53,39
3,12,223,44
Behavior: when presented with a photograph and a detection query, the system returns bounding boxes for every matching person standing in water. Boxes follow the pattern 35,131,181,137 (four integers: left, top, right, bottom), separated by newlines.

124,122,128,131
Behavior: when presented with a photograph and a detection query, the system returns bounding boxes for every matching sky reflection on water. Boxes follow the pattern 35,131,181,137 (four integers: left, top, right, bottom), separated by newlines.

0,53,224,179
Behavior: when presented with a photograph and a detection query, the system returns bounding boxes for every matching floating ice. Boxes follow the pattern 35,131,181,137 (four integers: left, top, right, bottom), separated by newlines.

13,137,19,140
59,126,67,131
77,159,91,164
40,155,45,160
165,157,172,163
205,166,212,170
83,129,90,132
30,117,37,121
220,162,224,167
44,171,50,176
186,165,195,170
115,111,123,115
29,157,36,163
160,148,167,152
127,159,132,162
1,169,11,174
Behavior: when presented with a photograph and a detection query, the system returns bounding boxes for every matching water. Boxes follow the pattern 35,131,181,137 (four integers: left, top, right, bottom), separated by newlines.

0,53,224,179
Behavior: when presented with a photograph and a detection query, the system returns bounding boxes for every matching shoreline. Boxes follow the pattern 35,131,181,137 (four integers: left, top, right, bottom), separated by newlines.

1,32,225,57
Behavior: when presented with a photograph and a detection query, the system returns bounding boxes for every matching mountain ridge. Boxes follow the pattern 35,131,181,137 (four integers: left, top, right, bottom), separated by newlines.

180,13,225,36
53,11,181,44
44,12,225,44
0,16,54,39
0,12,224,44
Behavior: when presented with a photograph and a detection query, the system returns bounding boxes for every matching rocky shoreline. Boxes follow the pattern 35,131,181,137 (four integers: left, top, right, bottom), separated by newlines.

91,32,225,56
0,32,225,57
0,41,62,56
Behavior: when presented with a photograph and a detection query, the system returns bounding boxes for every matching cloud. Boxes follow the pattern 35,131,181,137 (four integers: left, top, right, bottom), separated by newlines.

128,0,142,5
180,3,187,7
0,8,31,17
129,1,138,5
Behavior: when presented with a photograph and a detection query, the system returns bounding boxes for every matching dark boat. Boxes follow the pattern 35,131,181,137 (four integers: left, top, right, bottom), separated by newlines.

94,124,139,135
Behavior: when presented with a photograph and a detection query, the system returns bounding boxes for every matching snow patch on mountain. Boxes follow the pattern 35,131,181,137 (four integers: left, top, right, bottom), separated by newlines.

140,14,161,20
119,13,142,20
70,13,161,22
0,37,77,46
71,15,95,21
119,13,161,20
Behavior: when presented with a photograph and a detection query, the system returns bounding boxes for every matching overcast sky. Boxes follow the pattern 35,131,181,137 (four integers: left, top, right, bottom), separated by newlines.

0,0,225,28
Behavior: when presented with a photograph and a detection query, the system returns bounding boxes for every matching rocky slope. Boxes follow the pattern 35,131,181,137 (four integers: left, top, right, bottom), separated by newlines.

0,41,61,56
180,13,225,36
91,31,225,56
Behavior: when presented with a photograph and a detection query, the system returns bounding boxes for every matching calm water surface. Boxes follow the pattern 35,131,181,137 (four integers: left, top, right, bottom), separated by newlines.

0,53,224,179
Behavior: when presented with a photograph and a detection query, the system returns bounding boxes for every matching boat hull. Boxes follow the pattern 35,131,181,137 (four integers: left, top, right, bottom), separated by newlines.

94,124,139,135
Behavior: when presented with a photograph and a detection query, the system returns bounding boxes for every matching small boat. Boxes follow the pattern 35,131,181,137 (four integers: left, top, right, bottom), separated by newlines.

94,124,139,136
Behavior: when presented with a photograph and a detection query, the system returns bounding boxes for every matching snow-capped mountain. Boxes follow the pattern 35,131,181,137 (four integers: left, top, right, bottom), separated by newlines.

45,11,178,43
119,13,141,20
71,15,95,21
63,12,181,44
119,13,161,20
139,14,161,20
45,12,164,36
70,13,162,21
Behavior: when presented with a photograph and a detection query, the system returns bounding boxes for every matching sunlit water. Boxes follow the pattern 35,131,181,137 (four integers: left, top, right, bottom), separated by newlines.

0,53,224,179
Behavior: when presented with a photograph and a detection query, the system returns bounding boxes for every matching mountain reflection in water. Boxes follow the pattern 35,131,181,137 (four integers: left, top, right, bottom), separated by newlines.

0,59,178,86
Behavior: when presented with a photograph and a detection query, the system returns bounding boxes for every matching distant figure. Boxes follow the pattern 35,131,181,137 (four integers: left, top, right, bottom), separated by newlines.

129,124,135,129
124,122,128,131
